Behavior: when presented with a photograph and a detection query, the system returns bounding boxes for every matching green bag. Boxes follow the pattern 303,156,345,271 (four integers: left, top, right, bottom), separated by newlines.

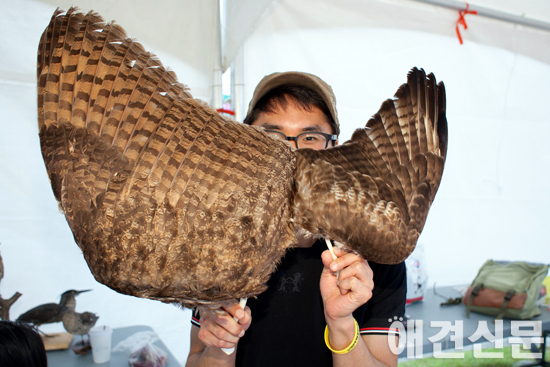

462,260,549,320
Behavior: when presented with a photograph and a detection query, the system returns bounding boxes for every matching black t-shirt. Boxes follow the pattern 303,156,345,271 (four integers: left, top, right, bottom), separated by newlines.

191,239,406,367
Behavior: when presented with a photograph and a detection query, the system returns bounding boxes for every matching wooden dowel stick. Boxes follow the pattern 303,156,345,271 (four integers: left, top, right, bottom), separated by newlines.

221,298,248,355
324,238,340,282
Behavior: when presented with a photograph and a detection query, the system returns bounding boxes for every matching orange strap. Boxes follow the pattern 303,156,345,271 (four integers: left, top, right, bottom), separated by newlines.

216,108,235,115
456,3,478,44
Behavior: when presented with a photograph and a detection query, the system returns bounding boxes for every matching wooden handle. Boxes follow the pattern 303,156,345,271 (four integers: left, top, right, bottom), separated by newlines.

325,238,340,283
221,298,248,355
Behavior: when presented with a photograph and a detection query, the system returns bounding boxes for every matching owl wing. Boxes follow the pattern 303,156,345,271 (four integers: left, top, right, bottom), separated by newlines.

38,8,296,308
293,68,448,264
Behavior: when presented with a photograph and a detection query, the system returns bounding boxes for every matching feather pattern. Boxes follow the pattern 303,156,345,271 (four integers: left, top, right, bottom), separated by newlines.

37,8,447,307
38,8,296,308
294,69,447,264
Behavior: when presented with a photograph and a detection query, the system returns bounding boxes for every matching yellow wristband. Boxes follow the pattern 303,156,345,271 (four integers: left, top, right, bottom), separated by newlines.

324,318,360,355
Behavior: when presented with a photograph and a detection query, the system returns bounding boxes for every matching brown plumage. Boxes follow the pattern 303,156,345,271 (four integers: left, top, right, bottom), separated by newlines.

294,71,447,264
37,8,447,308
61,292,98,341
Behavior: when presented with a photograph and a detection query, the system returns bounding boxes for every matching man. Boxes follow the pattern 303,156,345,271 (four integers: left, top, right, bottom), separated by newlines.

185,72,406,367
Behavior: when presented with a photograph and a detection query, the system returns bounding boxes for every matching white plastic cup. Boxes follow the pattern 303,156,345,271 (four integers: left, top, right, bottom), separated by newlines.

89,326,113,363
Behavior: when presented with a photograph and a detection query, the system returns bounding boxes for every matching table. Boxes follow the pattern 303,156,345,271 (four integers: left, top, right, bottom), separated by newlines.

398,285,550,359
46,325,182,366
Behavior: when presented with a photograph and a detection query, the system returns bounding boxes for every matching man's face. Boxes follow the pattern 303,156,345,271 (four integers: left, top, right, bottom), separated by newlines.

251,100,337,150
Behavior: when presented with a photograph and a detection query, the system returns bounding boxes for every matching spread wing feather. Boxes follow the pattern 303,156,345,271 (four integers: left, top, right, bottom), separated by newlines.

294,68,447,264
38,8,447,307
38,8,296,308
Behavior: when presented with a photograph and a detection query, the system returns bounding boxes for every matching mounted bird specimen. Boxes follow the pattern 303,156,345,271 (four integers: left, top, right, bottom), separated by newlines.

16,289,90,335
37,8,448,308
61,292,98,349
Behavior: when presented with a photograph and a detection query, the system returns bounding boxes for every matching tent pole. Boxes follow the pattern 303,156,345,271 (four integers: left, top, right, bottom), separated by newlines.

212,67,223,109
412,0,550,32
212,0,224,109
231,47,245,123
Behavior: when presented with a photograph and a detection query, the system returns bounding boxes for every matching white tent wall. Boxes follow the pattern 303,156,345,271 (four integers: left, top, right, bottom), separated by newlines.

241,0,550,287
221,0,274,70
34,0,220,102
1,0,549,365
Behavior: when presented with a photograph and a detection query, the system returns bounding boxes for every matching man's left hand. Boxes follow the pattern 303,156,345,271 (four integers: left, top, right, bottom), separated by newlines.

320,246,374,321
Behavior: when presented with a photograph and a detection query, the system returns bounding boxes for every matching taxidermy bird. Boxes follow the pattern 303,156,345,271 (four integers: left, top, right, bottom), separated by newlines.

62,293,99,348
16,290,90,334
37,8,447,308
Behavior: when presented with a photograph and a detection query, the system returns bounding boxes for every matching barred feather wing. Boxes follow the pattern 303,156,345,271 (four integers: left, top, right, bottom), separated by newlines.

38,8,447,306
294,67,447,264
38,8,296,308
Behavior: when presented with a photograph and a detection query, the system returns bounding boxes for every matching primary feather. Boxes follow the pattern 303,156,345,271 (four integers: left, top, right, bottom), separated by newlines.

37,8,447,308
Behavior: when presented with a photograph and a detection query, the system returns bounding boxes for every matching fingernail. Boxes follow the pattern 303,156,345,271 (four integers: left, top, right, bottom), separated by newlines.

236,309,244,319
239,330,245,337
330,262,338,271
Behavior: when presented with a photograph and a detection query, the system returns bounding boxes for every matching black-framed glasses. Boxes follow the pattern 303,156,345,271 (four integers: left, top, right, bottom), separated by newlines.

264,130,337,149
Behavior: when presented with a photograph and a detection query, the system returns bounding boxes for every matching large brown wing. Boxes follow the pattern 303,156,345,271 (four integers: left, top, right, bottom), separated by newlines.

294,68,447,264
37,8,296,308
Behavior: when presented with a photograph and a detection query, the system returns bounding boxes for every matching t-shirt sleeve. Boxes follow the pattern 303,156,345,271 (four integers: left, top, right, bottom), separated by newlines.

355,261,406,336
191,308,201,327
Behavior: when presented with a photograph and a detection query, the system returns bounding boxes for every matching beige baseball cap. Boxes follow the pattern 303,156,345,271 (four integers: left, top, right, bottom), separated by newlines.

247,71,340,135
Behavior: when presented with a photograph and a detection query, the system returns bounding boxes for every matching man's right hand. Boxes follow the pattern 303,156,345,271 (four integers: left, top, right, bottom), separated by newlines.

197,300,252,350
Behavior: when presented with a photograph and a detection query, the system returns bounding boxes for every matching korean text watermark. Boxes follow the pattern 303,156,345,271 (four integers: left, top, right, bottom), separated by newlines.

388,318,545,359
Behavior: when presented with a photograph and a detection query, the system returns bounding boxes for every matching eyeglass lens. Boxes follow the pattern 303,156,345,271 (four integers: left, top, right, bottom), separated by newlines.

265,131,329,149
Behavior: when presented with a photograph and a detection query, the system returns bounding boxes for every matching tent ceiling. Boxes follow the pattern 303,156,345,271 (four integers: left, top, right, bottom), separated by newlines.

41,0,550,68
458,0,550,24
27,0,550,99
222,0,273,70
38,0,219,100
224,0,550,68
414,0,550,31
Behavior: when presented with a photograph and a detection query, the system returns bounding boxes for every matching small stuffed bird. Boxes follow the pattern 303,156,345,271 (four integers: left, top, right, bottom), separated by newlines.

61,291,98,348
16,290,90,335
